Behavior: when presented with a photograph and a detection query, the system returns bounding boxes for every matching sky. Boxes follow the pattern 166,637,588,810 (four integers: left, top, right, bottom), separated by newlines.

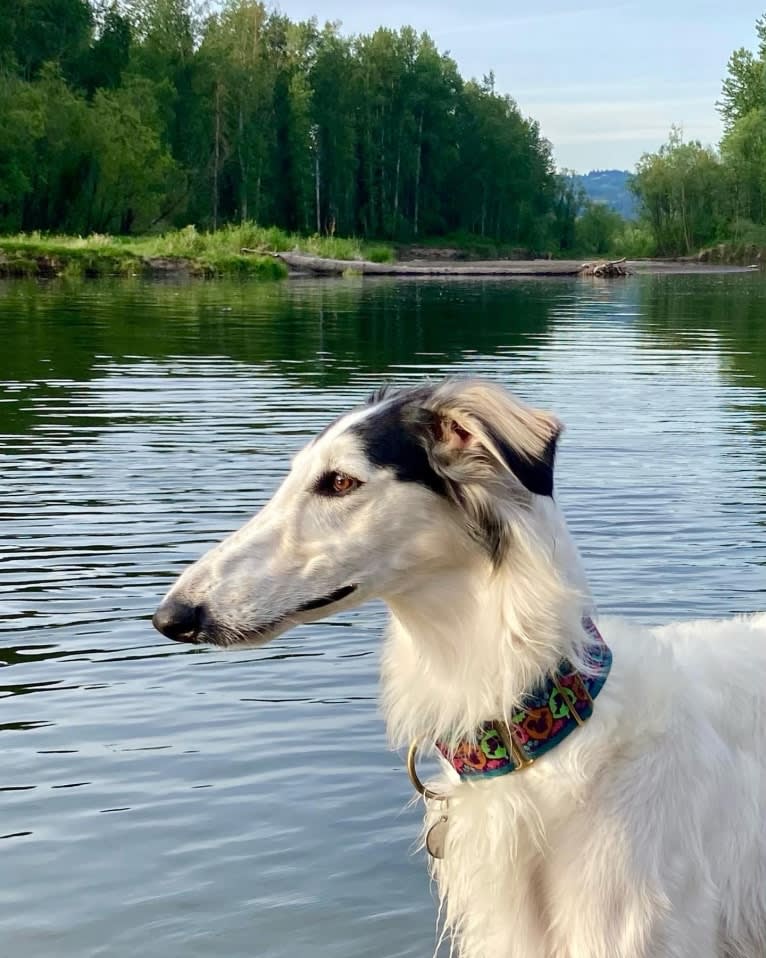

273,0,762,173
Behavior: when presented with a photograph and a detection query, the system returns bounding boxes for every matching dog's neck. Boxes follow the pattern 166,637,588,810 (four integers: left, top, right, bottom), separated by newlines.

381,499,594,747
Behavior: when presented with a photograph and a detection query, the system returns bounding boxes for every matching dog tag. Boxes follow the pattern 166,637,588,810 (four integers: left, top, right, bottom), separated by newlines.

426,816,449,859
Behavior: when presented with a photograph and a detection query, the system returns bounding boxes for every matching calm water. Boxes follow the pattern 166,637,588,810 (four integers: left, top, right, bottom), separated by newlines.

1,274,765,957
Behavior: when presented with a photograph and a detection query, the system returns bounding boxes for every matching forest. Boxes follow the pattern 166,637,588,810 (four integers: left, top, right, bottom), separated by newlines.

0,0,585,252
4,3,766,261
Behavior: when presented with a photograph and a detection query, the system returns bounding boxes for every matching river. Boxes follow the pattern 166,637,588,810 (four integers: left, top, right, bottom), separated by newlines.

1,273,765,957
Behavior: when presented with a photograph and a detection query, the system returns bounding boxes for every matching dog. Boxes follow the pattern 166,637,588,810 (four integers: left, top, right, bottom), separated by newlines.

153,378,766,958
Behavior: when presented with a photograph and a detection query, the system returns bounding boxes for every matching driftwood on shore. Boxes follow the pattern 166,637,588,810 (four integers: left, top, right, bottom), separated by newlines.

579,258,629,277
243,249,631,278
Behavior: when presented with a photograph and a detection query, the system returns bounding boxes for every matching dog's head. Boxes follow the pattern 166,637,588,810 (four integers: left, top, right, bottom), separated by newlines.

152,379,561,648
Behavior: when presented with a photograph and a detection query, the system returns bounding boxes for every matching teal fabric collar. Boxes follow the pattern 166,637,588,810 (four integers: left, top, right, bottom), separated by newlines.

436,617,612,779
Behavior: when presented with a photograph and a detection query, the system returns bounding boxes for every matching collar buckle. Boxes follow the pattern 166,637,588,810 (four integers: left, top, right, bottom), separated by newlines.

496,720,535,771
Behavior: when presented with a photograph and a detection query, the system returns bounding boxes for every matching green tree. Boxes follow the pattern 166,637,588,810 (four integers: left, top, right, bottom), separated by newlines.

408,35,461,237
632,128,726,255
265,16,318,232
549,173,582,253
722,107,766,227
309,25,358,234
85,79,180,232
576,201,624,255
718,16,766,130
124,0,206,220
0,74,42,229
20,65,93,231
451,78,555,246
198,1,271,226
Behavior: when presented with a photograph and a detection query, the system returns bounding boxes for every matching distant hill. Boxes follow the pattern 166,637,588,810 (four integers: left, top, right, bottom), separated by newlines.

575,170,637,220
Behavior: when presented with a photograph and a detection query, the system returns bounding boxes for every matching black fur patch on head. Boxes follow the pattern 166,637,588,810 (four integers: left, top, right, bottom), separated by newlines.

351,394,447,498
348,380,557,564
487,426,557,497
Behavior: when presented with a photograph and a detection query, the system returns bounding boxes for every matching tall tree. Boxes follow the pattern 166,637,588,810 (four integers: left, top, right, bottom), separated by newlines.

310,25,358,234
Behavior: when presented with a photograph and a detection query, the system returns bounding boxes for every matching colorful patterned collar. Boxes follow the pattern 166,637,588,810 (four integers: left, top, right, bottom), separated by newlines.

436,617,612,780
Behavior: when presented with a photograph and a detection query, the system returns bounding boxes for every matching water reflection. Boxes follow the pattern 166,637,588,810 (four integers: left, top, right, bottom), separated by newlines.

636,272,766,394
1,277,555,420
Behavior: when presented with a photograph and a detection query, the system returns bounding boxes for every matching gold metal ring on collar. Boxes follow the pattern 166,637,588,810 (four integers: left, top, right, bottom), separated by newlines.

406,740,446,801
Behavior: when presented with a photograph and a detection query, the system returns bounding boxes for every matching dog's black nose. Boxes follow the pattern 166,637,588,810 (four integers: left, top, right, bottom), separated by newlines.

152,598,203,642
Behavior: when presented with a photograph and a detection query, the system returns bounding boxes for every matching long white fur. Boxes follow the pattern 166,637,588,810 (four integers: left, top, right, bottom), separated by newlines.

159,379,766,958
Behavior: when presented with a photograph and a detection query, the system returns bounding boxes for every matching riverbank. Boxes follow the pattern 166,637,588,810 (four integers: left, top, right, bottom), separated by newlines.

0,227,761,280
0,226,395,279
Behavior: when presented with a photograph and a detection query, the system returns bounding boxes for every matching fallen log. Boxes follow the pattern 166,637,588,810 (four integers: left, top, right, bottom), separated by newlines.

261,250,585,277
242,249,631,278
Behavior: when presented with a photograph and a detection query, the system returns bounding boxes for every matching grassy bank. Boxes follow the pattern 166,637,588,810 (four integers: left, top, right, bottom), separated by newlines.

0,224,396,279
8,223,753,279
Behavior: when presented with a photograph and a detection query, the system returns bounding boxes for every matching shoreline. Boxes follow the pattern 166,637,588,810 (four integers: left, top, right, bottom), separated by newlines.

0,235,760,281
0,246,287,281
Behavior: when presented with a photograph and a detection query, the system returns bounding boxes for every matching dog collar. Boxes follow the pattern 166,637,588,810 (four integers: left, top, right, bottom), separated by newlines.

408,618,611,794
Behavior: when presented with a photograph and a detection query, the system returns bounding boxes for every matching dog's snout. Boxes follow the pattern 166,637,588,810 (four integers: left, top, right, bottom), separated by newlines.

152,597,205,642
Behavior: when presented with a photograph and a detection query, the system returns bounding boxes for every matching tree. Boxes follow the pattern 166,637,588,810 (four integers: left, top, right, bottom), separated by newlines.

20,65,93,231
718,46,766,130
632,128,726,255
721,107,766,227
309,25,358,234
0,74,42,229
550,173,583,253
85,79,180,232
576,201,624,255
198,1,275,226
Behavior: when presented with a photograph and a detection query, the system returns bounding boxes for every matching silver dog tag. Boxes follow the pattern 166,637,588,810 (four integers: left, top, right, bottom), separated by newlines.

426,816,449,859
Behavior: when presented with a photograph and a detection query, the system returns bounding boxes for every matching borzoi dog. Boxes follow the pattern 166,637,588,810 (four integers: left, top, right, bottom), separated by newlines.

153,378,766,958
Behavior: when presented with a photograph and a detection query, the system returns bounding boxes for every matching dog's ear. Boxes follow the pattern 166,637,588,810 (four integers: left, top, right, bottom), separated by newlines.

404,380,562,561
422,379,562,496
427,405,560,496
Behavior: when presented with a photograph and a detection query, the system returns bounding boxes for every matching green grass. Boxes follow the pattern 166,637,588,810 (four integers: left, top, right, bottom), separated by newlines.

0,224,396,279
365,244,395,263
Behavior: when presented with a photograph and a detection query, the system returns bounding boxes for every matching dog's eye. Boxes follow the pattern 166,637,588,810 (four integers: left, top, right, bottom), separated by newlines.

314,471,362,497
331,472,357,495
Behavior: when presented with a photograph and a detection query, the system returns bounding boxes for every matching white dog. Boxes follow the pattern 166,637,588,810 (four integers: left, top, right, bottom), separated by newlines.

153,378,766,958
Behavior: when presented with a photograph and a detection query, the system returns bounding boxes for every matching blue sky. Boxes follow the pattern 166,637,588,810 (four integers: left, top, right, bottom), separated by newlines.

274,0,762,172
